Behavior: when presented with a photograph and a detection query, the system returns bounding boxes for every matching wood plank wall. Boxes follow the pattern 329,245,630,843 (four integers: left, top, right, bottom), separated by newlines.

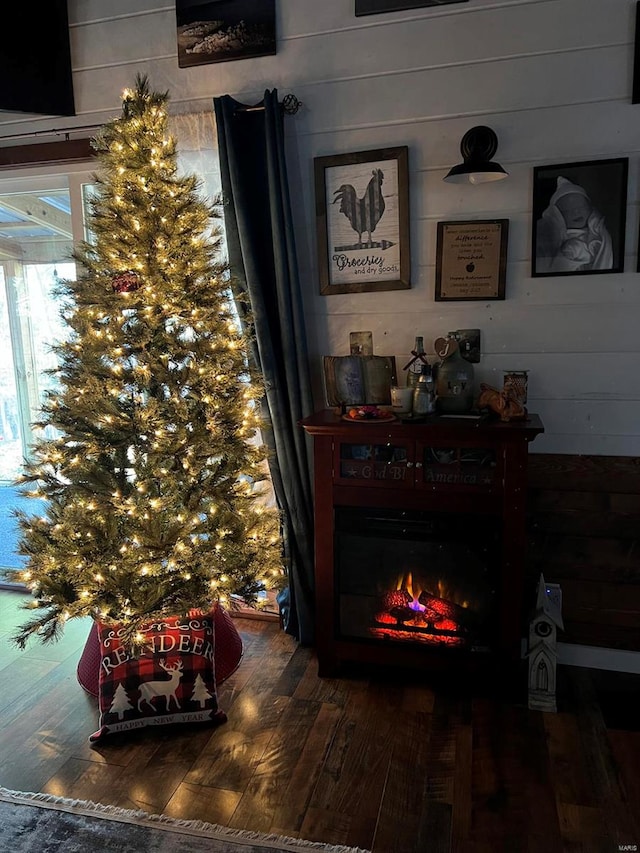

527,453,640,651
2,1,640,458
1,1,639,653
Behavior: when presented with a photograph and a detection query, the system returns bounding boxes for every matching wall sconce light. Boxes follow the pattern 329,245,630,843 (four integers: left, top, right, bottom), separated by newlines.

443,125,508,184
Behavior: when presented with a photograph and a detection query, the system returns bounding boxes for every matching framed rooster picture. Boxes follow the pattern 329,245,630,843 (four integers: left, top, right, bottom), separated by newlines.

314,146,410,294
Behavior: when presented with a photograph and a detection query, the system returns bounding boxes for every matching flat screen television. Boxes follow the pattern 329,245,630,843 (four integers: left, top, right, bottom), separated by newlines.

0,0,75,116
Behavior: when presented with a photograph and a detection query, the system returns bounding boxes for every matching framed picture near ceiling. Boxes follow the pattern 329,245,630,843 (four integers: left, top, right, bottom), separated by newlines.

356,0,468,15
175,0,276,68
531,158,628,277
314,146,410,295
435,219,508,301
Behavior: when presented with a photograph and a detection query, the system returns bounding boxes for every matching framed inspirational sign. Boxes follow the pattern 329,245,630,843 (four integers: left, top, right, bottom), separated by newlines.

435,219,508,301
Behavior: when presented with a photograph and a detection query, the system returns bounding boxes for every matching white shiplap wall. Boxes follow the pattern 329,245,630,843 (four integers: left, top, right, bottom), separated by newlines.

1,0,639,455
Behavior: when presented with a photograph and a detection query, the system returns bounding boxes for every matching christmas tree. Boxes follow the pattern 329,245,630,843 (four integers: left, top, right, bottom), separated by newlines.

10,76,282,651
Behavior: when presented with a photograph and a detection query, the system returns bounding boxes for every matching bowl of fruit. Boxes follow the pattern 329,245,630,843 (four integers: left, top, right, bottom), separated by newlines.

342,405,395,422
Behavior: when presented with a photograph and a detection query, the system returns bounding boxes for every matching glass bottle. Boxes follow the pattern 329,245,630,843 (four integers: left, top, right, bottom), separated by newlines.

412,364,436,416
405,336,428,388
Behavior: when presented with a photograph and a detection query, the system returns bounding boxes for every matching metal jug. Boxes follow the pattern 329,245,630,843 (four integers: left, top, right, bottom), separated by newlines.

434,335,475,414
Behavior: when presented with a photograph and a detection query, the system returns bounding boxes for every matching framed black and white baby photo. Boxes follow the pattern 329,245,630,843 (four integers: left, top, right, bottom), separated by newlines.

531,158,628,278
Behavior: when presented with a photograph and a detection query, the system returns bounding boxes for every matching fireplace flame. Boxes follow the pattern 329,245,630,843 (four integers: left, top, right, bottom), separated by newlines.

395,573,425,612
371,571,473,648
396,572,469,610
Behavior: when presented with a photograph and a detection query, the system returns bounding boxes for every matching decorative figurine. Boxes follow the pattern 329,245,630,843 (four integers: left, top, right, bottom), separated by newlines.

477,382,527,421
527,574,564,713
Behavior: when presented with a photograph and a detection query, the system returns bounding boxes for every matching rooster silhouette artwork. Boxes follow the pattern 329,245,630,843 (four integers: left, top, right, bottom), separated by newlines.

332,168,393,250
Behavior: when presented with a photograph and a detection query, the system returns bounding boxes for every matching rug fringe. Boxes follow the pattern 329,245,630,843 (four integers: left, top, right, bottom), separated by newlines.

0,786,370,853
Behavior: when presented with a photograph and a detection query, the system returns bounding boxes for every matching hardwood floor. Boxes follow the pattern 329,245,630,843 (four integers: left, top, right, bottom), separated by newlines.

1,589,639,853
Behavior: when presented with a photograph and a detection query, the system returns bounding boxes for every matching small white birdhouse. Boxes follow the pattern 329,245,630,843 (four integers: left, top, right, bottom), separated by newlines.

527,574,564,713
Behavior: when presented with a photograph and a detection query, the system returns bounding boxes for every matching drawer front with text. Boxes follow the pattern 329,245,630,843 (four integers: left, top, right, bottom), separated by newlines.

336,441,414,487
416,443,501,492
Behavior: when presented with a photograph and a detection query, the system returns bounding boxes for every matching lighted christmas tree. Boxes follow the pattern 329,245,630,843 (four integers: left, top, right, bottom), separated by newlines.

10,76,282,651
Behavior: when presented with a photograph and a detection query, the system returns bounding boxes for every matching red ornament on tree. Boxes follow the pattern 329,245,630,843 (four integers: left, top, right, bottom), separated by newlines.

112,270,141,293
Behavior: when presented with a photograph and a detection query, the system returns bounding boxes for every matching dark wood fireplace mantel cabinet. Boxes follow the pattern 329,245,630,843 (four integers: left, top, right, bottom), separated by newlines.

301,411,544,678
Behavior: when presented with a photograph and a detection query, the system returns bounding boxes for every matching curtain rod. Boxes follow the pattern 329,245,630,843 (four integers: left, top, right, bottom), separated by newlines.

0,124,103,143
0,93,302,143
234,94,302,116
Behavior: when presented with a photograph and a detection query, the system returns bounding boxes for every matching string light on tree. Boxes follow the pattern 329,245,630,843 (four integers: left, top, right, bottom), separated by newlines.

10,75,283,653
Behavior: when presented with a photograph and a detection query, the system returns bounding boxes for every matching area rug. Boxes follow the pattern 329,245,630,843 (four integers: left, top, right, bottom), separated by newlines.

0,787,369,853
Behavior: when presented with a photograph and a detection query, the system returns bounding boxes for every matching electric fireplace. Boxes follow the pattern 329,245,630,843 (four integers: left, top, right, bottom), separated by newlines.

335,507,500,654
301,410,544,677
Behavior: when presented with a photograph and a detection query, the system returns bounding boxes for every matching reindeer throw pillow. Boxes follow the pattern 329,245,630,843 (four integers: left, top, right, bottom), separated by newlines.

89,612,227,742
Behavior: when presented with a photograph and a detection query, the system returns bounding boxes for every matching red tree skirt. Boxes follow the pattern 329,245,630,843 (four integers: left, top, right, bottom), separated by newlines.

77,604,243,696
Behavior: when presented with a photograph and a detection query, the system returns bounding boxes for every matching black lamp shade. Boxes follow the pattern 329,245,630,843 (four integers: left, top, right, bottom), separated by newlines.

444,126,508,184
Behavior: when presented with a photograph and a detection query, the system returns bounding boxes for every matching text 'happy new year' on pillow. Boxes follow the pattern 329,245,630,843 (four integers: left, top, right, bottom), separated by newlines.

90,612,227,742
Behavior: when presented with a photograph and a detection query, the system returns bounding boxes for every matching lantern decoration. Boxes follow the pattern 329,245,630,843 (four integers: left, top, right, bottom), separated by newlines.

527,574,564,712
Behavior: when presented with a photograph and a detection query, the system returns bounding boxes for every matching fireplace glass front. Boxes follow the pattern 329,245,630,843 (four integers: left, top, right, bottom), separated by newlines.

335,507,501,654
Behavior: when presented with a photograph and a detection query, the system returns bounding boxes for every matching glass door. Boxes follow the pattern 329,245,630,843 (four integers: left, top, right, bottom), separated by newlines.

335,438,413,487
0,165,93,580
0,266,21,480
1,258,75,477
